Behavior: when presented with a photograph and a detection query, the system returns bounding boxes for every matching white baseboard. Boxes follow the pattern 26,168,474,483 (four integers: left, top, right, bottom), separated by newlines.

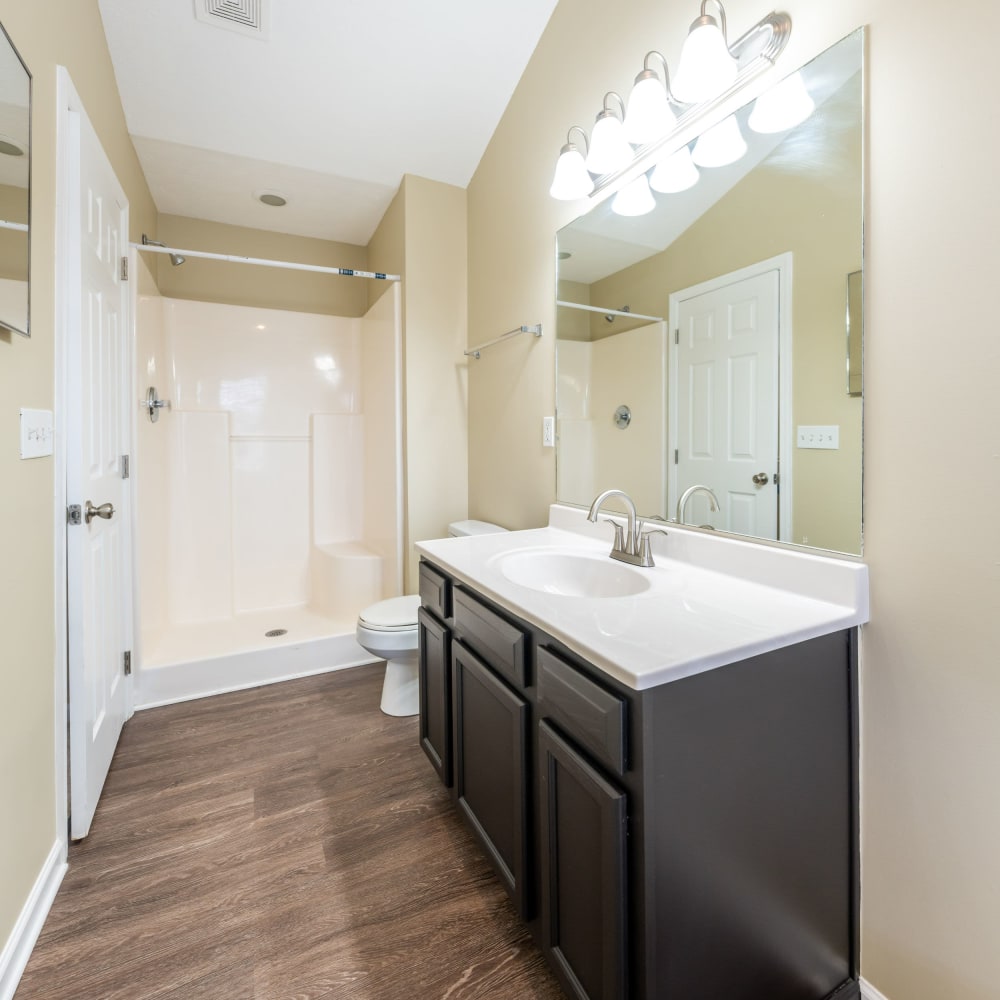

0,840,67,1000
861,978,891,1000
135,632,380,709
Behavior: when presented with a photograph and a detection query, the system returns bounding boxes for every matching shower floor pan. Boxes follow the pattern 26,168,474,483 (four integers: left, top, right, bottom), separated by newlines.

136,606,379,709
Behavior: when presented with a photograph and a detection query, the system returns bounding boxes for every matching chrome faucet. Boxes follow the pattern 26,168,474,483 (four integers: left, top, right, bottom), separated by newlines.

676,485,720,527
587,489,667,567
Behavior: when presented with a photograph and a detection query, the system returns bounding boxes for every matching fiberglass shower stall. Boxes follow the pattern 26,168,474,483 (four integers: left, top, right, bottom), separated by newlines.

132,261,402,708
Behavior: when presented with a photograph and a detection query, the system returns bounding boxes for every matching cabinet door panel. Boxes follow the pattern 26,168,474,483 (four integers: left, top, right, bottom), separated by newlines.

539,721,627,1000
418,607,452,785
454,640,530,918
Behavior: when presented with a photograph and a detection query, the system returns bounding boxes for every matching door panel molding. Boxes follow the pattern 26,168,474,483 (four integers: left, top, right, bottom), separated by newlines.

668,252,793,542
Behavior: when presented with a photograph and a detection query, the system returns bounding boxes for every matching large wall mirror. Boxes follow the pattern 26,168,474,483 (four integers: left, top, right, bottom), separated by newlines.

0,21,30,337
556,28,864,555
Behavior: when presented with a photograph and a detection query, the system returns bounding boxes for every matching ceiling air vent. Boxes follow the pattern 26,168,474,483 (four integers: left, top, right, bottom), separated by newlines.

194,0,269,40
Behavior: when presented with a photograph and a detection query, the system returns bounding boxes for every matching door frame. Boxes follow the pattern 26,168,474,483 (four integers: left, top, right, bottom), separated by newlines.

53,66,136,841
667,252,794,542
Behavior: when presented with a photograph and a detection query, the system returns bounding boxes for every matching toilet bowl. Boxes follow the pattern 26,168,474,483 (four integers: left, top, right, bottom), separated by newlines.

356,519,507,716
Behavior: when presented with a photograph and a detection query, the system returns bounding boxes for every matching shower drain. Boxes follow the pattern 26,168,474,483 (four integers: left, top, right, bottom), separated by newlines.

264,628,287,638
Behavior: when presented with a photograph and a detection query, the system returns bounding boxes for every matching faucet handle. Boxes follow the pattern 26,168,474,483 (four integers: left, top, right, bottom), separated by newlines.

601,517,626,553
637,523,669,567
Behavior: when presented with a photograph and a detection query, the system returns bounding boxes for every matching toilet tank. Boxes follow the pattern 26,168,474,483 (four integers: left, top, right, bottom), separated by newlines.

447,519,507,537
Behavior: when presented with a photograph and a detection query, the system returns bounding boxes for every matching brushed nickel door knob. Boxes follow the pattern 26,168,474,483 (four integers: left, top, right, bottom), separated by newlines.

85,500,115,524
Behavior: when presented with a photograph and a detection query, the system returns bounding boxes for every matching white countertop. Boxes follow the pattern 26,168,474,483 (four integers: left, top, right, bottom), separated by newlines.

415,505,869,691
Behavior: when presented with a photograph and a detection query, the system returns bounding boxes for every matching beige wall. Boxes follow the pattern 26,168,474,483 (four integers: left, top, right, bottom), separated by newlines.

154,214,369,317
370,175,469,591
0,0,156,956
468,1,1000,998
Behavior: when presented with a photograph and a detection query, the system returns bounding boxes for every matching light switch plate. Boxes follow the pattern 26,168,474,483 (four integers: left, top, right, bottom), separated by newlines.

543,416,555,448
796,425,839,450
20,408,54,459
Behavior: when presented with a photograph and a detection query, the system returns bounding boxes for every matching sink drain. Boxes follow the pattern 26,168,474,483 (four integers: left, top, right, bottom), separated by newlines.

264,628,287,638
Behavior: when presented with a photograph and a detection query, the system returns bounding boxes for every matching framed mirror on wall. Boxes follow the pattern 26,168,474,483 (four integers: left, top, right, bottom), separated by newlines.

0,20,30,337
556,28,864,555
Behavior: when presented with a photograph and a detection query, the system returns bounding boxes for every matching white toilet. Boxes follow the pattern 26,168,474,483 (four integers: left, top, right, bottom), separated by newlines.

356,520,507,716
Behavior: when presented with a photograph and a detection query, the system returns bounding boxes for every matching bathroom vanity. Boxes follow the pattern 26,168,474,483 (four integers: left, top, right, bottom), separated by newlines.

415,507,867,1000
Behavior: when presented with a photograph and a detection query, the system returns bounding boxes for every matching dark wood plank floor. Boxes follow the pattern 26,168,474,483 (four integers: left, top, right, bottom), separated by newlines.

17,665,563,1000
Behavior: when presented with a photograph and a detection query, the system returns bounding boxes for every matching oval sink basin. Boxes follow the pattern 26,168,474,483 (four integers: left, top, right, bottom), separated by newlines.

498,550,652,598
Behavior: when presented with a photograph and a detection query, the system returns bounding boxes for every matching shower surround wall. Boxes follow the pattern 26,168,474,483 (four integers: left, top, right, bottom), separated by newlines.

135,287,401,708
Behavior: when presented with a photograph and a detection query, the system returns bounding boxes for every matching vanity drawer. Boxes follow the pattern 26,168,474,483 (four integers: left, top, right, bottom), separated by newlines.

419,562,452,620
537,647,627,776
453,587,527,689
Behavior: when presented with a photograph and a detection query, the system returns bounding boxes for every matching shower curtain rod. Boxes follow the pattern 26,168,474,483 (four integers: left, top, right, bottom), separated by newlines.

131,241,400,281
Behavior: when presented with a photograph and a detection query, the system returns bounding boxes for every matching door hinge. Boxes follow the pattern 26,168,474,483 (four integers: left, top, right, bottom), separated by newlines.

674,329,679,346
121,454,130,479
121,256,128,281
124,650,132,676
67,504,82,526
674,449,679,464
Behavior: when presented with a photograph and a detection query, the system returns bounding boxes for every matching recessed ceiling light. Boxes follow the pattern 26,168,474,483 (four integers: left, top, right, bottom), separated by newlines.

0,135,24,157
257,191,287,207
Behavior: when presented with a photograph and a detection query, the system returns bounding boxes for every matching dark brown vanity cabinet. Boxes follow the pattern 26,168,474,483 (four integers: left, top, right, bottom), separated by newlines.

416,559,861,1000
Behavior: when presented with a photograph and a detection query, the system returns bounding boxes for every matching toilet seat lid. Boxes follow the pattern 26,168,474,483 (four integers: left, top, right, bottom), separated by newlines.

359,595,420,631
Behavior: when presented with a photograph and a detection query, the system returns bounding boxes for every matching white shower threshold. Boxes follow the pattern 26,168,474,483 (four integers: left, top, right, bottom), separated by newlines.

135,606,380,710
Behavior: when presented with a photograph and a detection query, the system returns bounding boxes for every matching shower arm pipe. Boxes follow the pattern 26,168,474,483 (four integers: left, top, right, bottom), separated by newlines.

556,300,664,323
0,219,28,232
130,241,400,281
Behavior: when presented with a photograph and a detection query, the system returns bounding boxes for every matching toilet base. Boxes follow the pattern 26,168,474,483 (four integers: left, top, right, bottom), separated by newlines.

380,656,419,716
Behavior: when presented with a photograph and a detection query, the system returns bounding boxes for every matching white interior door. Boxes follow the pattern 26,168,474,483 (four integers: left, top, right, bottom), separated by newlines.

672,266,781,539
67,98,132,839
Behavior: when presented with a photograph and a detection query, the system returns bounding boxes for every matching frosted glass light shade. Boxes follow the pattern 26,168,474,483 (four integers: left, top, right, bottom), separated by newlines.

612,174,656,217
672,19,738,104
624,72,676,145
748,71,815,133
691,114,747,167
586,112,632,175
550,144,594,200
650,146,700,193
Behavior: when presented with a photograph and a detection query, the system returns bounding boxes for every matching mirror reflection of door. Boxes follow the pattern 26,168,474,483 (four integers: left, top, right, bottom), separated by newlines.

671,257,787,539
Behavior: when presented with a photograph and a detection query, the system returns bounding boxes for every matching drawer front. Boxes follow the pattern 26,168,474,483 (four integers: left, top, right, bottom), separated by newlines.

537,648,627,776
453,587,527,689
419,562,451,620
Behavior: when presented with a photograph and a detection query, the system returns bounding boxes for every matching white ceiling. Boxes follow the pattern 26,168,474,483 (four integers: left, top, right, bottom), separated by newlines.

97,0,558,246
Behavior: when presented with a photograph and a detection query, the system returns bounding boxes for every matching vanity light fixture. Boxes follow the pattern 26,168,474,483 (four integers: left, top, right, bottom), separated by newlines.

549,127,594,200
691,113,747,167
548,2,792,204
672,0,738,104
612,174,656,217
623,52,676,145
748,69,815,133
649,145,700,193
585,93,632,175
